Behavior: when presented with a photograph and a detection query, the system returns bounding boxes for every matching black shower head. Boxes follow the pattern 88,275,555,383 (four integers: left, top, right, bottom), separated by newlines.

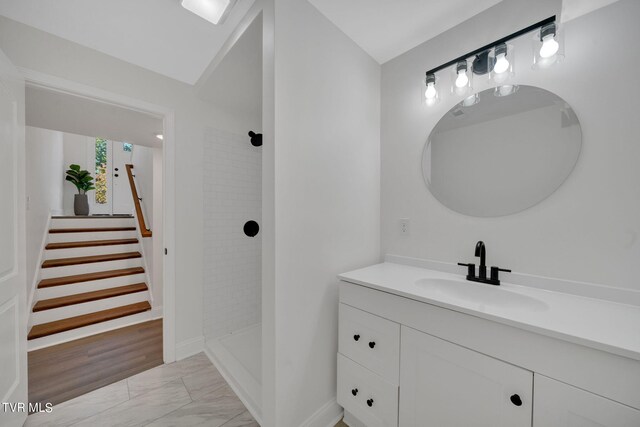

248,131,263,147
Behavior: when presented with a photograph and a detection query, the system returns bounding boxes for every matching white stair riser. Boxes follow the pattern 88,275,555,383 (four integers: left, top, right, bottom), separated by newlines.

48,230,138,243
37,273,147,299
51,218,135,229
40,258,143,279
27,310,157,352
32,291,149,324
44,243,141,260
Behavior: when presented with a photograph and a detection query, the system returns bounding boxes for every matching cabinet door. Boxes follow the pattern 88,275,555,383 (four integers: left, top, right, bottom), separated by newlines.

399,326,533,427
534,375,640,427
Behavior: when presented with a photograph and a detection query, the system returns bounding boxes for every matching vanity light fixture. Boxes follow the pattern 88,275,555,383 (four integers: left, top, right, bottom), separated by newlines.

461,93,479,107
423,16,558,106
181,0,237,25
424,73,438,102
495,84,518,97
539,22,559,58
455,61,469,88
493,44,510,74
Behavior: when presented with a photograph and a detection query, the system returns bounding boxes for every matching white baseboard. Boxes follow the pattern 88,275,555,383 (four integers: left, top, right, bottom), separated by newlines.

300,398,344,427
204,338,262,426
175,335,204,361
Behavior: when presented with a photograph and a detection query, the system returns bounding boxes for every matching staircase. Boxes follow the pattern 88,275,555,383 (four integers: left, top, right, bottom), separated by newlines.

28,215,154,350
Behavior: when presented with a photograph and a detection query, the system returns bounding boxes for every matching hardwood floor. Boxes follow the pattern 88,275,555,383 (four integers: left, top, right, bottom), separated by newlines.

28,319,163,408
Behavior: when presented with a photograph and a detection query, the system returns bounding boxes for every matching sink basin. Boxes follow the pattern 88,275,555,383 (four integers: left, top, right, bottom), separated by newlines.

415,278,548,312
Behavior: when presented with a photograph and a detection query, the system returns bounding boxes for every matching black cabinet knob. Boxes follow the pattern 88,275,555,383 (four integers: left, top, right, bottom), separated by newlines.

114,168,119,171
351,388,358,396
114,174,119,177
367,398,374,407
369,341,376,349
510,394,522,406
353,334,360,342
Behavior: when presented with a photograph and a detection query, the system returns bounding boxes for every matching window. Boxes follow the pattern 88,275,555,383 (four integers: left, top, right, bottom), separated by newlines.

95,138,108,204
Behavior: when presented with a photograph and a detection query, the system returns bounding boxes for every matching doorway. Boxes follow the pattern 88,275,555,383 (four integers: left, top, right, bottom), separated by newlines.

21,73,176,410
91,139,135,215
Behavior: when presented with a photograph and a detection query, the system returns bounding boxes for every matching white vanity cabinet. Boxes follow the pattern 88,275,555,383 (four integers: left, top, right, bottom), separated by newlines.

337,303,400,427
533,375,640,427
337,266,640,427
399,326,533,427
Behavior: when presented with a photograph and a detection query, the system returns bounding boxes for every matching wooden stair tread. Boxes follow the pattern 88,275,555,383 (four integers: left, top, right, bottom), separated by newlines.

49,227,136,233
51,215,133,219
38,267,145,289
28,302,152,340
46,239,139,250
42,252,141,268
33,283,148,312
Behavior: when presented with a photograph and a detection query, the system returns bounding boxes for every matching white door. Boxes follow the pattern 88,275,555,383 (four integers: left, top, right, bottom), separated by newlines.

534,375,640,427
399,326,533,427
112,141,134,214
90,140,133,215
0,49,28,426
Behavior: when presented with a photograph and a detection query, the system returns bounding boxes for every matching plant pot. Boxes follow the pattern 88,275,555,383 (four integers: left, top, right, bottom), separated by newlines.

74,194,89,216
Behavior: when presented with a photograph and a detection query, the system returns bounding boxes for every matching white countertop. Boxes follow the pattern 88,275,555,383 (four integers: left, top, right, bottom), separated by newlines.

339,262,640,361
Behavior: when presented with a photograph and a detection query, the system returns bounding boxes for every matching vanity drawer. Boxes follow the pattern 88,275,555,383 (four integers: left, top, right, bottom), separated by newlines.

337,353,398,427
339,303,400,383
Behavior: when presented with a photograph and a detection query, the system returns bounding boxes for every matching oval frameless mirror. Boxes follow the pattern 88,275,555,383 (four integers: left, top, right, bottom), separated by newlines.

422,85,582,217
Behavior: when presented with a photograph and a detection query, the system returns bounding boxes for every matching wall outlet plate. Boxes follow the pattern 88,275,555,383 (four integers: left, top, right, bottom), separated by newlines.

399,218,410,236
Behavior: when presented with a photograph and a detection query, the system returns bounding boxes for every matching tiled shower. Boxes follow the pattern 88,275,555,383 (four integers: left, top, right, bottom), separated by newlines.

203,127,262,402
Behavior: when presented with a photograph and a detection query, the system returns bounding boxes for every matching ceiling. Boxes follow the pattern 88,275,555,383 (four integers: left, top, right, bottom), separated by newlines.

26,86,164,148
198,14,262,124
0,0,256,84
307,0,503,64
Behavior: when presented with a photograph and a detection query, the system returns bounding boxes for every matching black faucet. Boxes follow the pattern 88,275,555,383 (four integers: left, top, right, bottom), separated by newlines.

475,241,487,279
458,241,511,286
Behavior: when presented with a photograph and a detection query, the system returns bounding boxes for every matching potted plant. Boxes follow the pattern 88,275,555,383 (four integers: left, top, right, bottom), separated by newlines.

65,164,95,216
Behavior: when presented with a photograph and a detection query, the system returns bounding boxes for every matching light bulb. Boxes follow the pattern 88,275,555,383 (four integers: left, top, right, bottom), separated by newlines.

455,70,469,88
497,85,516,97
425,82,437,99
462,94,478,107
494,53,509,74
540,35,559,58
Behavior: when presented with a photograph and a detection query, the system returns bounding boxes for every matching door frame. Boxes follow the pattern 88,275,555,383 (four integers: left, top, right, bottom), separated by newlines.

21,68,177,363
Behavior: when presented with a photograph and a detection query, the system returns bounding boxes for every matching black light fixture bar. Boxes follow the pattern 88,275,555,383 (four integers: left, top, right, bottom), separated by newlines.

425,15,556,76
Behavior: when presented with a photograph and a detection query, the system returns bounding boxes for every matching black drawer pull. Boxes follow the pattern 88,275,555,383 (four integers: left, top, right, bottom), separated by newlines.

351,388,358,396
369,341,376,349
367,398,374,407
510,394,522,407
353,334,360,342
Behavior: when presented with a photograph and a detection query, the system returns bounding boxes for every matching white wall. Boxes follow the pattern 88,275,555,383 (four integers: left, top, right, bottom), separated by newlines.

61,132,92,215
265,0,381,425
381,0,640,291
0,15,253,352
25,126,63,291
203,128,262,339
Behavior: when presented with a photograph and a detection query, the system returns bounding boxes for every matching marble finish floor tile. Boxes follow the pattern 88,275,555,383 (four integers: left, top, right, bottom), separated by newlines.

25,380,129,427
127,353,213,398
181,364,228,400
221,410,260,427
25,352,255,427
145,384,246,427
73,379,191,427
